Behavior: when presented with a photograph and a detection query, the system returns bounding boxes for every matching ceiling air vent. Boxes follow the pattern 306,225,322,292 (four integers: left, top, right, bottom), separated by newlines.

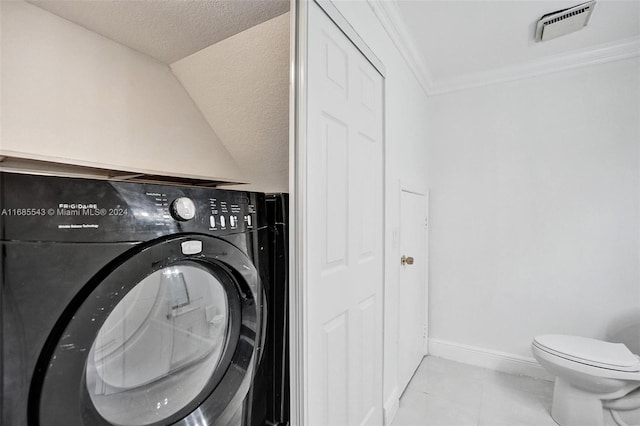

535,1,596,42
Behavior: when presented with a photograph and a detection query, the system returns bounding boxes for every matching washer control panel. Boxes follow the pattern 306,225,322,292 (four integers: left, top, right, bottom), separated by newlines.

142,187,260,234
0,172,264,241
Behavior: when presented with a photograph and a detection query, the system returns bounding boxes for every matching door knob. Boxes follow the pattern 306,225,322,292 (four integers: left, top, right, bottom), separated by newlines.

401,255,414,265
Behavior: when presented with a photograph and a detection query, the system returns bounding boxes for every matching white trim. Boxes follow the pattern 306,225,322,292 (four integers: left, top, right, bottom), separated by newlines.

423,191,429,357
290,0,307,423
367,0,640,96
383,386,400,426
381,59,389,426
423,327,430,356
428,338,554,382
367,0,432,97
430,37,640,95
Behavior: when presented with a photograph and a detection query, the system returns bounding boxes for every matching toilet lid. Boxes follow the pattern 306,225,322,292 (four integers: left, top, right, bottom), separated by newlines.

533,335,640,372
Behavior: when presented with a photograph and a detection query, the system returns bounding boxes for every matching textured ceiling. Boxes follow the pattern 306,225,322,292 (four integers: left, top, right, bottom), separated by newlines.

27,0,290,64
394,0,640,85
171,13,290,192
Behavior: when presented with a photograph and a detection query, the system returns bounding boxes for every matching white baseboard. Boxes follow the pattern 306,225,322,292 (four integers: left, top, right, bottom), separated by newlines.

383,386,400,426
428,338,554,381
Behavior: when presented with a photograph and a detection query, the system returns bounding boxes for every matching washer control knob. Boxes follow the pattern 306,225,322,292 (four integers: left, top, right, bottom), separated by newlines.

171,197,196,221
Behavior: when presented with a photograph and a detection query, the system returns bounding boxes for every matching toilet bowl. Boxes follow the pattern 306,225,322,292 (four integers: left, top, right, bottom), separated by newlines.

531,335,640,426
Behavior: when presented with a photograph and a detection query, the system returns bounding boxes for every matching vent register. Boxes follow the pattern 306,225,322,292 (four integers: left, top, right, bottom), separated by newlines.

536,1,596,42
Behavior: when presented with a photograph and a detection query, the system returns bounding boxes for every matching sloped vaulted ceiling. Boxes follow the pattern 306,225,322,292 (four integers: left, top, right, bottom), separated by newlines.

25,0,290,191
171,13,290,193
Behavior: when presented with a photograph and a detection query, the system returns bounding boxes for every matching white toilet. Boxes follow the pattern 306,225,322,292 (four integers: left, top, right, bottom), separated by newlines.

532,335,640,426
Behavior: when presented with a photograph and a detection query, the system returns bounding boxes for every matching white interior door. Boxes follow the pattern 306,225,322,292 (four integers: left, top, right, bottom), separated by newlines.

303,2,384,424
398,189,427,393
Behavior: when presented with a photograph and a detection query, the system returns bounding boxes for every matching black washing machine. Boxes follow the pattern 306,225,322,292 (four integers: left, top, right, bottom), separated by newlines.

0,172,269,426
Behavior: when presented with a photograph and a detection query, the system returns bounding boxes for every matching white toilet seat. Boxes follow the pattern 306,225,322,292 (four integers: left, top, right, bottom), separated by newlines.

533,337,640,382
532,335,640,426
533,335,640,372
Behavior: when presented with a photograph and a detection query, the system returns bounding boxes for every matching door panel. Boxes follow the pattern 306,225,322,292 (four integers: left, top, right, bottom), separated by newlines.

323,115,349,266
305,2,384,425
324,314,348,425
398,190,427,393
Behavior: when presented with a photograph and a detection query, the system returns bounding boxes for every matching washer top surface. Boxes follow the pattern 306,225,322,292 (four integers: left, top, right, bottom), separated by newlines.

533,334,640,372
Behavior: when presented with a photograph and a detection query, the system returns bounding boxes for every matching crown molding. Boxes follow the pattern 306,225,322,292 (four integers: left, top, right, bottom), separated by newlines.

366,0,433,97
367,0,640,97
430,37,640,95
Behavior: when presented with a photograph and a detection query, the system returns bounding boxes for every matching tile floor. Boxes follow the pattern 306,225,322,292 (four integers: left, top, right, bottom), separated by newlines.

392,356,557,426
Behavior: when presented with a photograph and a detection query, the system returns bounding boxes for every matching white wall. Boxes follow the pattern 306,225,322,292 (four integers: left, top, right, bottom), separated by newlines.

1,1,244,183
427,58,640,365
330,1,431,422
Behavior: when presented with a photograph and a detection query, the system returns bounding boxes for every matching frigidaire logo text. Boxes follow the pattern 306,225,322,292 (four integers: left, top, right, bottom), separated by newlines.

56,203,101,216
58,203,98,209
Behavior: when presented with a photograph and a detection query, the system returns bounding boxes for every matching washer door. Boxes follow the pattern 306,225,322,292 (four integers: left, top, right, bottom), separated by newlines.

30,234,261,426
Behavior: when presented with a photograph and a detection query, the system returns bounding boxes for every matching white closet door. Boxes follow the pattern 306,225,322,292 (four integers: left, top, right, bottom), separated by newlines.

304,2,384,425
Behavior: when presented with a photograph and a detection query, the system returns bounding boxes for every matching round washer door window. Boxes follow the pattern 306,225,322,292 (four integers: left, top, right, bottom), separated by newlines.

85,263,229,426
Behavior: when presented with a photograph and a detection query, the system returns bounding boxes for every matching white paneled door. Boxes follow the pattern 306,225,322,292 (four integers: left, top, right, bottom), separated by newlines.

303,2,384,425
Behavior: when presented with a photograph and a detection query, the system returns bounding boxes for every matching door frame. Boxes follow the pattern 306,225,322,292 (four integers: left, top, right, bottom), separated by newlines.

398,181,429,356
290,1,387,423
